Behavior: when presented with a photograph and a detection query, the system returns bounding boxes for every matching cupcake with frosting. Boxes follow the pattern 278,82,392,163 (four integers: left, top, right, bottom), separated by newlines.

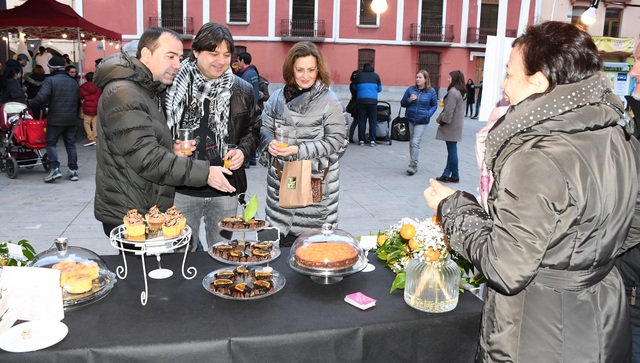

123,209,145,241
162,206,186,238
145,205,165,232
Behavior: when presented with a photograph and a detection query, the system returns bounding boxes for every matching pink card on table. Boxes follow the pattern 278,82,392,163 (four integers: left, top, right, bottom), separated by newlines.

344,292,376,310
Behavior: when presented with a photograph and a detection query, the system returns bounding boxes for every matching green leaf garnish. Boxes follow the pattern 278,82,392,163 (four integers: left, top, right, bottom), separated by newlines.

243,194,259,222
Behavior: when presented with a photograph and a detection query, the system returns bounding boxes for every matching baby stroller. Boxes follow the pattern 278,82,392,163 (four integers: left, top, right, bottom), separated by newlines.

0,102,49,179
376,101,392,145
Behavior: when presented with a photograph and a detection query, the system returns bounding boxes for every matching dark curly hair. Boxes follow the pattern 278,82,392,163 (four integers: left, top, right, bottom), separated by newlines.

512,21,601,89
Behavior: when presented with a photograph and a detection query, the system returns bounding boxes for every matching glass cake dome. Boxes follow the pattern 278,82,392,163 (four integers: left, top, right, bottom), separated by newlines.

287,223,367,284
27,237,116,309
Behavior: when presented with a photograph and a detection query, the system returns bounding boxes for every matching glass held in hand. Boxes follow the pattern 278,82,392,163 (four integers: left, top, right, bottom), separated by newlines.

221,143,237,168
275,129,289,148
178,128,194,155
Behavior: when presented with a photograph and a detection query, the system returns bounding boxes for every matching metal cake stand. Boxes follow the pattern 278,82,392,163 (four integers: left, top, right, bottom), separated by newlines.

109,225,195,306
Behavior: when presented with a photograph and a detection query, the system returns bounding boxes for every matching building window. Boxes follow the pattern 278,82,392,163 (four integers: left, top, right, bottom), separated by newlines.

418,51,441,91
161,0,183,34
604,9,621,37
359,0,378,26
358,49,375,72
289,0,316,37
571,7,589,31
229,0,248,23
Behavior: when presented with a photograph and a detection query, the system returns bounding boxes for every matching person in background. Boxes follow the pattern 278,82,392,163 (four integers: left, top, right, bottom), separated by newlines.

400,70,438,176
24,65,46,119
259,41,348,246
28,55,80,183
65,65,78,83
93,27,221,237
80,72,101,147
236,51,260,168
347,69,359,143
471,80,483,119
434,70,466,183
617,40,640,363
354,62,382,146
4,53,29,81
465,79,475,117
34,46,52,74
165,22,260,251
3,67,26,103
424,21,640,362
62,54,73,66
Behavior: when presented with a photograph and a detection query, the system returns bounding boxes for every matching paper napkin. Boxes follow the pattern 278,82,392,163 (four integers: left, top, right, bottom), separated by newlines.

344,292,376,310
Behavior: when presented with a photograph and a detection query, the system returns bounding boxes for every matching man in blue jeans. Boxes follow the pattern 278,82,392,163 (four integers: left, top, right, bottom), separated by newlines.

353,63,382,146
28,55,80,183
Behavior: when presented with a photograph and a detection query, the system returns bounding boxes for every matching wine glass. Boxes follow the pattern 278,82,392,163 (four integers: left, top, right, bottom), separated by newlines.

359,235,377,272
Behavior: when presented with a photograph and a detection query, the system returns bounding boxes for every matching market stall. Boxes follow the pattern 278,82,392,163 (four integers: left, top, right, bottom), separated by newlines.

0,250,483,362
0,0,122,75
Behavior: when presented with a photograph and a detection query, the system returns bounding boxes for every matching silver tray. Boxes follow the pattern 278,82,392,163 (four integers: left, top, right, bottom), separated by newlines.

287,255,367,284
208,240,280,266
202,266,285,300
217,220,268,233
62,269,117,310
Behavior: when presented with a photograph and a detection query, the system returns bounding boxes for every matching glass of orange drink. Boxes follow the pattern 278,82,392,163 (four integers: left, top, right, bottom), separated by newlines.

276,128,289,148
221,143,237,168
178,128,194,155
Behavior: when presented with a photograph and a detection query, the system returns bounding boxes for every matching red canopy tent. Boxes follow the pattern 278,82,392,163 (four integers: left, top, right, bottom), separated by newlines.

0,0,121,42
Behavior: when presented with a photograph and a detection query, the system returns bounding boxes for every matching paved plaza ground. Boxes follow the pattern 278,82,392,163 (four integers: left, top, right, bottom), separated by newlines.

0,102,485,256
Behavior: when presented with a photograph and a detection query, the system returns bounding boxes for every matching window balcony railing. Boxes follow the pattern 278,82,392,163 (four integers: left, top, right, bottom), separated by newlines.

466,27,517,44
148,17,195,36
280,19,326,39
410,23,455,43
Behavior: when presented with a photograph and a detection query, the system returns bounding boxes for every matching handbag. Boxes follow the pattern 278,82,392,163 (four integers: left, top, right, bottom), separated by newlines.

311,168,329,202
277,160,313,208
436,112,444,125
390,108,411,141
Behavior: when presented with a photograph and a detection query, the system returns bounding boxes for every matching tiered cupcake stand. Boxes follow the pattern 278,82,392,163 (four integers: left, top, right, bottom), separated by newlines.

204,223,285,300
109,225,195,306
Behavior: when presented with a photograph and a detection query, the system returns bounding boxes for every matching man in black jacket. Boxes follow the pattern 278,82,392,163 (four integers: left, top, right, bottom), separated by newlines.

29,55,80,182
165,23,260,251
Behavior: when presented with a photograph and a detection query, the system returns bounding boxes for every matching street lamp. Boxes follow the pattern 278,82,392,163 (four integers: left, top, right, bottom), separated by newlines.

371,0,388,14
581,0,599,25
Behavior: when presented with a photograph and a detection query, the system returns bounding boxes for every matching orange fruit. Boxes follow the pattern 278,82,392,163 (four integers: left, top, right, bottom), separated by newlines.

424,247,441,262
377,234,388,246
408,238,420,251
400,224,416,240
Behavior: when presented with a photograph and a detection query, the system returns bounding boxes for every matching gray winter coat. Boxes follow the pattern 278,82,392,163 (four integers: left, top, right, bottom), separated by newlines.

259,81,348,237
438,73,640,362
435,87,464,142
93,53,210,226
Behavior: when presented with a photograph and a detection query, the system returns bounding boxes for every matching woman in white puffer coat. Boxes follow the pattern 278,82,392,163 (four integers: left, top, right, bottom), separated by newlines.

259,41,348,246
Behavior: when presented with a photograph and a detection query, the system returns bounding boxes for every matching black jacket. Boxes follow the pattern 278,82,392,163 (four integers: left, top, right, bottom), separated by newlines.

28,70,79,126
92,53,211,226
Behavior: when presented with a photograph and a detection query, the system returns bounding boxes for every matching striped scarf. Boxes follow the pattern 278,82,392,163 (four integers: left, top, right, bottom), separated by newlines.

165,59,234,149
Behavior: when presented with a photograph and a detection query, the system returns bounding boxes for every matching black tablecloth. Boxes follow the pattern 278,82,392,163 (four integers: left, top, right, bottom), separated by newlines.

2,249,482,363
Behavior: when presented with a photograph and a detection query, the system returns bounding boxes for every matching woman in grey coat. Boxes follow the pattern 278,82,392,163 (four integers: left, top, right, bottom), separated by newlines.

435,70,466,183
260,42,348,246
425,21,640,362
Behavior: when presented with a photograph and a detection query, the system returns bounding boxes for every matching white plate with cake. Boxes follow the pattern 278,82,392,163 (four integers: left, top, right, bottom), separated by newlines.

208,240,280,266
203,266,285,300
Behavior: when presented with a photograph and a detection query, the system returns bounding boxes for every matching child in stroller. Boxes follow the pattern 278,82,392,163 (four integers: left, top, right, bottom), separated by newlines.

0,102,48,179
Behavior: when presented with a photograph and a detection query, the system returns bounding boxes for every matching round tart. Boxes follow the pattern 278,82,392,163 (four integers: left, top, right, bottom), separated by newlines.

294,242,359,270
